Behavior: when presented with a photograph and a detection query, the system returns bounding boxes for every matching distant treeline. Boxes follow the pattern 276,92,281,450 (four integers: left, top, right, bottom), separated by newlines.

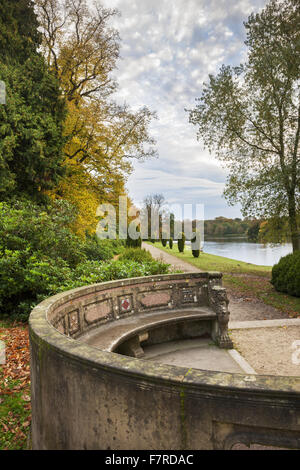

204,217,255,238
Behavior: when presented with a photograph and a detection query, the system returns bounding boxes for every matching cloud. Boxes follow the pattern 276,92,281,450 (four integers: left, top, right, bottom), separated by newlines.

100,0,267,219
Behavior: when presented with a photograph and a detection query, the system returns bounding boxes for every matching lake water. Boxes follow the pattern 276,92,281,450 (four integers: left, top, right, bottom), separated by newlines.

188,237,293,266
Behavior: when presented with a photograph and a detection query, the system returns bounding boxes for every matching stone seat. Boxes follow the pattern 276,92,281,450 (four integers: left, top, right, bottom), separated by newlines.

49,272,233,354
29,272,300,450
78,307,217,358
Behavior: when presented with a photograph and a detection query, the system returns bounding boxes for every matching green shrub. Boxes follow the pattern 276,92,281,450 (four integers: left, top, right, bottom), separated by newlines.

161,231,168,247
0,200,147,321
271,251,300,297
0,199,171,321
83,235,124,261
169,238,173,249
62,259,171,290
83,239,113,261
0,199,85,268
0,251,73,321
177,232,185,253
0,254,171,321
126,235,142,248
109,239,126,252
0,198,83,320
118,248,153,263
161,238,167,247
191,230,201,258
144,260,170,275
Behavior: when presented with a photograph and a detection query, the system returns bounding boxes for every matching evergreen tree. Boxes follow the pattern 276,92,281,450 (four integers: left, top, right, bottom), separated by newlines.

0,0,41,65
177,232,185,253
0,0,66,201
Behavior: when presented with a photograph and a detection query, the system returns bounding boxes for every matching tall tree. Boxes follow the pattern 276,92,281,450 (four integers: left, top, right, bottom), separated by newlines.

0,0,66,200
0,0,41,64
36,0,157,230
142,194,165,239
36,0,156,173
188,0,300,251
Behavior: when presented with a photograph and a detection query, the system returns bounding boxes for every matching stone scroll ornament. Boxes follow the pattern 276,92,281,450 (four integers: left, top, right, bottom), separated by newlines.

208,284,233,349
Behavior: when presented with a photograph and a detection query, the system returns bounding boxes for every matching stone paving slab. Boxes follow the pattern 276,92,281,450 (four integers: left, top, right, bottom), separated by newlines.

143,337,254,374
230,326,300,377
230,318,300,329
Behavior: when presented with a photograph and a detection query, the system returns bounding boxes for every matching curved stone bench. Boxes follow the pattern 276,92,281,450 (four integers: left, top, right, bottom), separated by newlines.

80,307,217,358
29,272,300,450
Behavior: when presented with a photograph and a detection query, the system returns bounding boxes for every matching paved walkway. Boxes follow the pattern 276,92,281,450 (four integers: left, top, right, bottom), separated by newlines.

143,337,255,375
142,242,201,273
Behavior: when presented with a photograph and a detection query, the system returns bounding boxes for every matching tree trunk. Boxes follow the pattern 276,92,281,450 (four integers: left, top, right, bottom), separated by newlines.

291,231,300,252
288,194,300,252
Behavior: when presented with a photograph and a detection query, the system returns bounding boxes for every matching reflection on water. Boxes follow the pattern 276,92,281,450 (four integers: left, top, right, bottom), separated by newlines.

187,237,293,266
203,237,292,266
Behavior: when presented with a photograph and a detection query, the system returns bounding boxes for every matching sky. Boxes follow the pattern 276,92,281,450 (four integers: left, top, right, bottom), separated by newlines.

101,0,268,220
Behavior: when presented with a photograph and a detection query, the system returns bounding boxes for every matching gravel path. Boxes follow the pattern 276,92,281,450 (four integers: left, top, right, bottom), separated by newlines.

142,242,288,322
142,242,201,273
230,326,300,376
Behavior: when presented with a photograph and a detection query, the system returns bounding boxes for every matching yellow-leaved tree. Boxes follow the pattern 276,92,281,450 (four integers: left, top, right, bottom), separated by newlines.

36,0,157,236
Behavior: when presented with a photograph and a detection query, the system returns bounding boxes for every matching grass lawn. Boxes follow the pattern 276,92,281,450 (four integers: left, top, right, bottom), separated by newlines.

149,242,300,318
223,274,300,318
150,242,271,276
0,321,31,450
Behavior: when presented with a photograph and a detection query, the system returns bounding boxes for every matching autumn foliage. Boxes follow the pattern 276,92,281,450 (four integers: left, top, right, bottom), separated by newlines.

0,324,31,450
36,0,157,234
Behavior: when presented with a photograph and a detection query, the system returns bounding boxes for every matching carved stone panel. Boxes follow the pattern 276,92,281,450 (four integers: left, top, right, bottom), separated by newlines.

138,290,171,309
84,299,112,325
181,287,197,304
54,316,66,335
68,309,80,335
118,295,134,315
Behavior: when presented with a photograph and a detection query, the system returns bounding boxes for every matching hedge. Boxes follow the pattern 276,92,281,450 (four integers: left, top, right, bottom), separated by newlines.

271,251,300,297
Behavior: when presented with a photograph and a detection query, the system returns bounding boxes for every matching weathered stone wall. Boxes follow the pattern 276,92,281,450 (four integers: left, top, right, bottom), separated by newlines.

29,273,300,450
47,273,221,339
